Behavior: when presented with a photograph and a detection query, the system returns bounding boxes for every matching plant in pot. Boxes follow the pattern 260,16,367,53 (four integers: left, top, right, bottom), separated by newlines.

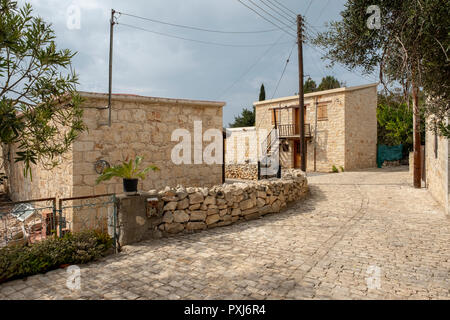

95,156,159,195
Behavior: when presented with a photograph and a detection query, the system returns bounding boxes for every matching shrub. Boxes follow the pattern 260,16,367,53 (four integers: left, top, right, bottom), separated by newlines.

340,166,345,172
0,230,112,283
332,165,339,173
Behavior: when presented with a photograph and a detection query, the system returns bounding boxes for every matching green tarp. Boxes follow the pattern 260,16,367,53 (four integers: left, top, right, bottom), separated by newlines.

377,144,403,168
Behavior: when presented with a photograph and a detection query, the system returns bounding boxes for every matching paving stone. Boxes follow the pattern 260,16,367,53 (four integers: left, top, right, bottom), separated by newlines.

1,168,449,300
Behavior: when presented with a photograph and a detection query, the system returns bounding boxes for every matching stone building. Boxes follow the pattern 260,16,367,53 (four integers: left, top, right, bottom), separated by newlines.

253,83,378,172
4,92,226,202
423,117,449,214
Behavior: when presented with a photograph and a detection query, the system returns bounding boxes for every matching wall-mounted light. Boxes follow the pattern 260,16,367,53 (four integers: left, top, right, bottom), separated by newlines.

94,160,111,174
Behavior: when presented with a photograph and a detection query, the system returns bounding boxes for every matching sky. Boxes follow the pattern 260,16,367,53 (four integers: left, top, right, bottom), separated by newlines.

24,0,379,126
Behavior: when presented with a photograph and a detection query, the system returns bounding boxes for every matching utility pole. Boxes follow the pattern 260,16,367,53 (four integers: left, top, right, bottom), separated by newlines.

297,15,306,172
412,84,421,188
108,9,116,127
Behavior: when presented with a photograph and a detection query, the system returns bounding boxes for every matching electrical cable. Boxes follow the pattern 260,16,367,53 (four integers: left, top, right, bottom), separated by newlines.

116,11,288,34
235,0,296,38
118,22,294,47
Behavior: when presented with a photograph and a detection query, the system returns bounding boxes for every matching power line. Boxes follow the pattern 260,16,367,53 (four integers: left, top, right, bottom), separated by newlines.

245,0,297,32
257,0,296,24
315,0,330,22
116,11,286,34
271,43,296,99
235,0,296,38
304,40,378,83
217,33,291,99
304,0,314,16
264,0,297,20
270,0,297,16
255,43,296,131
117,22,294,47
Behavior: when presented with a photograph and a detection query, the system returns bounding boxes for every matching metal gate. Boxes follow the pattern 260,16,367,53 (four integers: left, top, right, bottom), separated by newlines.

0,194,118,251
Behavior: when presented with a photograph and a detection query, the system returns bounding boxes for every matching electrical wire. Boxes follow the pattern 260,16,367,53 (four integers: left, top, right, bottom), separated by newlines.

264,0,297,20
271,43,296,99
304,40,378,83
217,33,291,99
117,22,294,47
315,0,330,22
235,0,296,38
270,0,297,16
116,11,287,34
255,43,297,131
257,0,296,24
245,0,297,32
304,0,314,16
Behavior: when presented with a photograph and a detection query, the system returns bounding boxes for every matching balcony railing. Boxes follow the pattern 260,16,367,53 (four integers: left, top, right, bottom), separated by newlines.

278,123,311,138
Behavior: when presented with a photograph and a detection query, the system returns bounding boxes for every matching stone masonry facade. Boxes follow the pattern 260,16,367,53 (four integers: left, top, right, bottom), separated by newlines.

5,92,226,202
116,169,308,246
424,116,449,214
253,84,377,172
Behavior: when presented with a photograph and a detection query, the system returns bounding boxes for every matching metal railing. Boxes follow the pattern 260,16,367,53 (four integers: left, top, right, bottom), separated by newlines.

278,123,312,138
0,194,118,251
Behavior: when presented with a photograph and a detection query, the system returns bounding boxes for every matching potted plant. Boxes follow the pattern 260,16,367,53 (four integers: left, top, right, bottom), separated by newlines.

95,156,159,195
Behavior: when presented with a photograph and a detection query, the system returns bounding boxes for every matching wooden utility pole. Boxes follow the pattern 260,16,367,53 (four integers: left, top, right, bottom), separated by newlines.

108,9,116,127
297,15,306,172
412,84,421,188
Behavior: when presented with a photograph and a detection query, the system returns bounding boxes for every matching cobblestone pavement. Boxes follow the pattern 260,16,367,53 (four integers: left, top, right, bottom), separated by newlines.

1,167,449,300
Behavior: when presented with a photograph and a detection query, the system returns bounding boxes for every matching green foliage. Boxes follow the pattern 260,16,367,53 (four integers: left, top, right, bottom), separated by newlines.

340,166,345,172
332,165,339,173
304,77,317,94
0,230,112,283
317,76,343,91
304,76,342,94
229,107,255,128
0,0,86,178
313,0,450,136
377,93,425,153
96,156,159,184
259,84,266,101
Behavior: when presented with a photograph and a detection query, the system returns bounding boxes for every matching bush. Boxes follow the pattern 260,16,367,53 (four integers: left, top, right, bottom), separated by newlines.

0,230,112,283
332,165,339,173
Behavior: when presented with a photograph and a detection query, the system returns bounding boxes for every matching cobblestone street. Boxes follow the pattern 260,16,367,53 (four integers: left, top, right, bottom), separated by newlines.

1,167,449,300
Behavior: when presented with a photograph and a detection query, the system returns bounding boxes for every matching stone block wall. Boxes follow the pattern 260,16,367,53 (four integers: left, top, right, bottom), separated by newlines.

306,93,346,172
425,120,449,214
6,93,225,202
5,143,73,201
225,127,262,165
225,164,258,180
344,85,378,170
114,170,308,246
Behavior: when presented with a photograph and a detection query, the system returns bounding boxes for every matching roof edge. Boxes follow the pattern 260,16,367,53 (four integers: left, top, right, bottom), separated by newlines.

77,91,226,108
253,83,378,106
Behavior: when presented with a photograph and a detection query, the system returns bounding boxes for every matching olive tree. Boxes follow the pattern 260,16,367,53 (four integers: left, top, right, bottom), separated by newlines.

0,0,85,179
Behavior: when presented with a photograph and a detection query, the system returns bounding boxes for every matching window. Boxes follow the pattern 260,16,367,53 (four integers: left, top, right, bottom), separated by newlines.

271,109,281,125
317,104,328,121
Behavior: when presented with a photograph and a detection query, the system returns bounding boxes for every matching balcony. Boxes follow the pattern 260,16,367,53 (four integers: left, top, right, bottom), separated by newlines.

277,123,312,139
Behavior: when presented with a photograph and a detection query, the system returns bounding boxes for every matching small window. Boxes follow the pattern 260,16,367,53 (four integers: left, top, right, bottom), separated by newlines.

271,109,281,125
317,105,328,121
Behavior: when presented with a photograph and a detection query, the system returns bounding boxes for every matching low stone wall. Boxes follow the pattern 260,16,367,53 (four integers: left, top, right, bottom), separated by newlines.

225,164,258,180
115,170,308,246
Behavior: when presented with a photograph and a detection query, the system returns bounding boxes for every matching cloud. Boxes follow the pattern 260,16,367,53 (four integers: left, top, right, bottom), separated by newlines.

22,0,374,126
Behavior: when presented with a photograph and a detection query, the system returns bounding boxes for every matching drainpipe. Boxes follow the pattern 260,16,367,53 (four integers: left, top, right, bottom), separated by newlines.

314,96,319,172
